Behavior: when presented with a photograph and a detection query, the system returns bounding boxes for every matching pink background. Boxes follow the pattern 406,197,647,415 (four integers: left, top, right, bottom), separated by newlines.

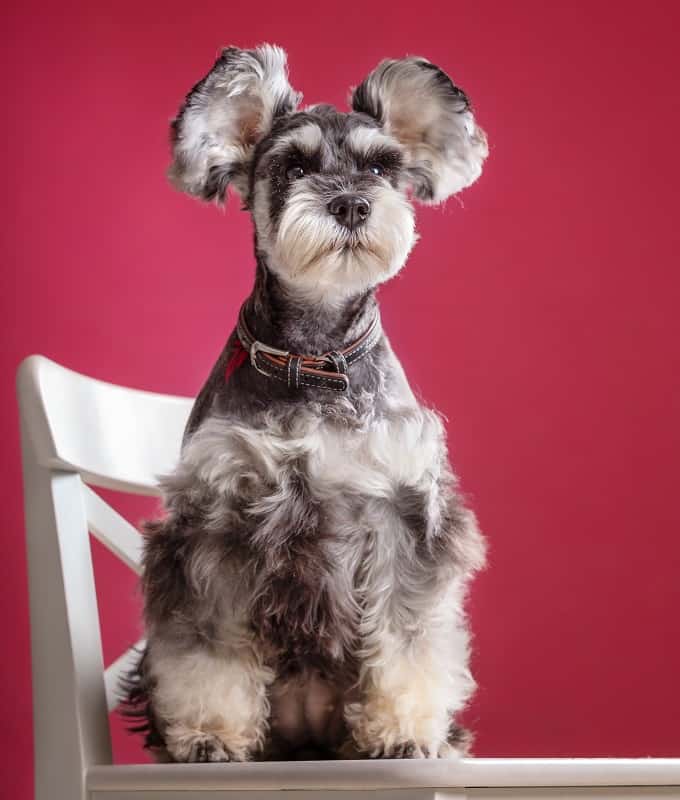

3,1,680,797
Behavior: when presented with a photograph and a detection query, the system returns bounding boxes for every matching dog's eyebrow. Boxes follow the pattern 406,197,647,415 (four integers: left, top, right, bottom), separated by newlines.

345,127,401,158
269,123,324,156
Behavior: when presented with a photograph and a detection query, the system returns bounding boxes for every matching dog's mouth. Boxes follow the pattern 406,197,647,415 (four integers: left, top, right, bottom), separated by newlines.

341,238,366,252
334,225,371,251
325,226,393,266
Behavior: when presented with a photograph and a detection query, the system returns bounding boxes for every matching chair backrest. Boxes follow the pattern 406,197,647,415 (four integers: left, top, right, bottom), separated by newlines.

17,355,193,800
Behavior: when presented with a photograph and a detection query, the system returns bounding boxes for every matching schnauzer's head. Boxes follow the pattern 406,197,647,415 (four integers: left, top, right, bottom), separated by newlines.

169,45,487,302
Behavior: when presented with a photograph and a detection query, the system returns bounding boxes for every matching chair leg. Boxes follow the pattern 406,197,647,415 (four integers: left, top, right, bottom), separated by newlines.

21,426,112,800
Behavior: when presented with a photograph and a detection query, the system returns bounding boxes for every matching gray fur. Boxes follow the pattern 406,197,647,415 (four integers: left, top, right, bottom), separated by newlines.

124,44,488,762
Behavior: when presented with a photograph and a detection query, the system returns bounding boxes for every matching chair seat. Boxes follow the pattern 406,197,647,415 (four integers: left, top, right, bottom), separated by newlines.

86,758,680,799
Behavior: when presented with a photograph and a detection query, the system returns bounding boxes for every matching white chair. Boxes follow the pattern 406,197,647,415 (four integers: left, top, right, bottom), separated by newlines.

17,355,680,800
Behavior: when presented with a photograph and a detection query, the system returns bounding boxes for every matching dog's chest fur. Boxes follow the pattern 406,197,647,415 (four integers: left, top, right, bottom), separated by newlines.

176,398,448,671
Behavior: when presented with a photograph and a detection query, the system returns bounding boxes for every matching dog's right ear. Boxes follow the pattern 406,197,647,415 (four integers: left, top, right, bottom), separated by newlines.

351,57,488,205
169,44,301,203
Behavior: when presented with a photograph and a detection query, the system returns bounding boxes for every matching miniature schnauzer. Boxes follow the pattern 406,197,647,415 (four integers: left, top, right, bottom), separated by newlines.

126,44,488,763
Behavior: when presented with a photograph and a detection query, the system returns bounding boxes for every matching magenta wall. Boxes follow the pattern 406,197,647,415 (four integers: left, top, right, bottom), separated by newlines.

3,2,680,797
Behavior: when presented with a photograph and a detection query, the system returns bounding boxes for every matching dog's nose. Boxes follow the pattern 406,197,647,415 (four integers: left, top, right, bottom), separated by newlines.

327,194,371,230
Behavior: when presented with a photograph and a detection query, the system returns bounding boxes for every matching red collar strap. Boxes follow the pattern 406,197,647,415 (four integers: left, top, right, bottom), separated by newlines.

236,304,382,393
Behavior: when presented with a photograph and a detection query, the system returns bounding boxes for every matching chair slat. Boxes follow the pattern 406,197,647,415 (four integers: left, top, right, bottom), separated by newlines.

17,355,192,494
85,486,145,574
104,639,146,712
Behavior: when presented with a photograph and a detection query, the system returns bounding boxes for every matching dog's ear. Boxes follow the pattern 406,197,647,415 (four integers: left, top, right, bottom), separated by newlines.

351,57,488,204
169,44,301,203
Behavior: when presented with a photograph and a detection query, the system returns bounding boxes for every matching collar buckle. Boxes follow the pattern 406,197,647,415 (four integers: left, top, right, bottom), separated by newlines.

250,340,290,375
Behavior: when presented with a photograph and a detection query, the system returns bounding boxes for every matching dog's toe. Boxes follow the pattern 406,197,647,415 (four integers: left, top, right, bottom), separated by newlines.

389,741,409,758
437,741,461,759
374,740,429,759
185,735,231,763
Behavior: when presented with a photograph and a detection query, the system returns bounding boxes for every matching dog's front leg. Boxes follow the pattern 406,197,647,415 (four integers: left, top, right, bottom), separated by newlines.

345,586,474,759
147,637,273,762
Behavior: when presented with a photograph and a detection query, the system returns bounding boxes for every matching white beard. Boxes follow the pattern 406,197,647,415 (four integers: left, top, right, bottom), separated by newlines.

262,183,417,304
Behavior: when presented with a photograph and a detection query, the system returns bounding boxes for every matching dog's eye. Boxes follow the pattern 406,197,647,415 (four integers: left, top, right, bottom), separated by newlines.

287,165,305,180
368,163,385,177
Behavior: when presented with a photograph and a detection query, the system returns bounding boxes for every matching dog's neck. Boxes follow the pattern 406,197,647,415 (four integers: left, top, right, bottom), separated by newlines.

245,257,379,355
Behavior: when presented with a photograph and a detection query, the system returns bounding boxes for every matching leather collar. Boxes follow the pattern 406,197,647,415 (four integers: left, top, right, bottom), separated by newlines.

236,304,382,393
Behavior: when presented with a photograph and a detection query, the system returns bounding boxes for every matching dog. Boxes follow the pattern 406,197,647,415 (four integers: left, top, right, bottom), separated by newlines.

125,43,488,763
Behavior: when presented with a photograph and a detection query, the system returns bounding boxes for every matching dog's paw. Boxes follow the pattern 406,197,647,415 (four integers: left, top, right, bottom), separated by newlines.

380,740,428,759
368,732,469,760
169,733,241,763
190,735,231,763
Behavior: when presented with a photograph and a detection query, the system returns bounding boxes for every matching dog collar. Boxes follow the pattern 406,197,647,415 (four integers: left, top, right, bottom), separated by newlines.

236,304,382,393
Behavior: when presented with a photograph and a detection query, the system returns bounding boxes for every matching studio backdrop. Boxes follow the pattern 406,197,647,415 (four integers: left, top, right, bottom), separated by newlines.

2,2,679,799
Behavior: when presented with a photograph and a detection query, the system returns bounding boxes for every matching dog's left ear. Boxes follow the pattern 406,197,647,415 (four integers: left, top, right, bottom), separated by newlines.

169,44,301,203
351,57,488,204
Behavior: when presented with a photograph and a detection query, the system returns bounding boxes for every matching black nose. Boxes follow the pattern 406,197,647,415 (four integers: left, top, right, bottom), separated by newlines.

327,194,371,230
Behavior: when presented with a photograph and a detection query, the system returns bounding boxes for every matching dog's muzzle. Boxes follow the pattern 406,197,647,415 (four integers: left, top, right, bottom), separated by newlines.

236,304,381,392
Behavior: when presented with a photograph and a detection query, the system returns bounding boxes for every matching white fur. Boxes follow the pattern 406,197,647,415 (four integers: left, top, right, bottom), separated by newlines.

265,182,417,303
267,122,324,155
345,126,402,157
174,393,445,510
148,637,274,761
